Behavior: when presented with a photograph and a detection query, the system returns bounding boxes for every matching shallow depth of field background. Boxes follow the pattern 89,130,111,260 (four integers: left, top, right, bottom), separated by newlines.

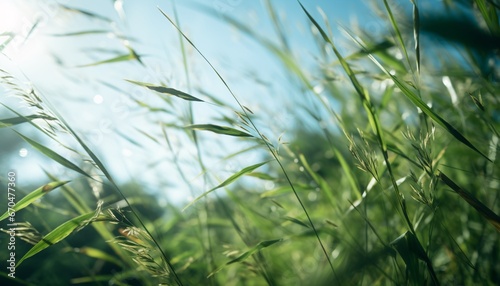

0,0,499,285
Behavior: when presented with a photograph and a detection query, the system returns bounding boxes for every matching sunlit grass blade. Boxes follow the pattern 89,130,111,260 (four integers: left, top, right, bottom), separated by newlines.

0,114,55,128
438,171,500,231
0,181,69,221
78,48,142,67
50,30,110,37
126,79,204,102
15,131,92,178
183,161,269,210
208,239,282,277
17,210,100,266
186,124,253,137
59,4,113,22
383,0,414,74
0,32,14,52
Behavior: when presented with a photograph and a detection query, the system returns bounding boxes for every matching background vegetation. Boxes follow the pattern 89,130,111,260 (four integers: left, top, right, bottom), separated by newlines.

1,0,499,285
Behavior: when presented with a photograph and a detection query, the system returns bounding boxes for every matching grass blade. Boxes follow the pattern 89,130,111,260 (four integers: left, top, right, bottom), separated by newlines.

126,79,204,102
183,161,268,210
59,5,113,22
438,171,500,231
0,181,69,221
17,210,99,266
186,124,253,137
50,30,110,37
78,49,141,67
208,239,282,277
15,132,91,178
0,114,55,128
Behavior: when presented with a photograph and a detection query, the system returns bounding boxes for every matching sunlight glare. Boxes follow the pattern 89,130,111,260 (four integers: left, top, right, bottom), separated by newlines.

19,148,28,157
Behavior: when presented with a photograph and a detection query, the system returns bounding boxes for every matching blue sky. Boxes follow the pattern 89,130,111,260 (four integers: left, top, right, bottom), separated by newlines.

0,0,391,203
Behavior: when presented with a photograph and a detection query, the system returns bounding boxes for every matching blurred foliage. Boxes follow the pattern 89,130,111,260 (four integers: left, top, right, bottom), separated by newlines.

1,0,499,285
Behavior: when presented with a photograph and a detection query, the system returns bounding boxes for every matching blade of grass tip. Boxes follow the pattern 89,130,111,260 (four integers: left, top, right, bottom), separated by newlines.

59,4,113,22
0,181,69,221
208,239,282,277
183,161,269,211
186,124,253,137
264,0,290,51
284,216,311,228
14,131,92,179
160,5,337,278
77,51,140,68
438,171,500,231
382,0,414,74
125,79,204,102
17,211,99,266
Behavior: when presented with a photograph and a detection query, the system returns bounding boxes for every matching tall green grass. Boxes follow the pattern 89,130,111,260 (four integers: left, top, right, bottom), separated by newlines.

1,1,499,285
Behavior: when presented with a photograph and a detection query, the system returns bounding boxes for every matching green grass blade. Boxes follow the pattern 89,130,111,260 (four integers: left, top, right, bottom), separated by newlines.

284,216,311,229
0,181,69,221
183,161,269,210
50,30,110,37
59,5,113,22
126,79,204,102
186,124,253,137
17,211,99,266
208,239,282,277
0,114,55,128
383,0,414,73
78,52,139,67
438,171,500,231
15,132,92,178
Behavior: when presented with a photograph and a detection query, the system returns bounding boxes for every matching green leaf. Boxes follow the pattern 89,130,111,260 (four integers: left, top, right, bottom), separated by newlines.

245,172,275,180
0,114,55,128
186,124,253,137
15,132,91,178
284,216,311,228
126,79,204,102
59,5,113,22
183,161,269,210
208,239,282,277
17,211,98,266
51,30,110,37
78,51,139,67
0,181,69,221
439,171,500,231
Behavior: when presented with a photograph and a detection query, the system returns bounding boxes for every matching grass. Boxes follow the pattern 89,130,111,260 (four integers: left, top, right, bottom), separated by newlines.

1,0,499,285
